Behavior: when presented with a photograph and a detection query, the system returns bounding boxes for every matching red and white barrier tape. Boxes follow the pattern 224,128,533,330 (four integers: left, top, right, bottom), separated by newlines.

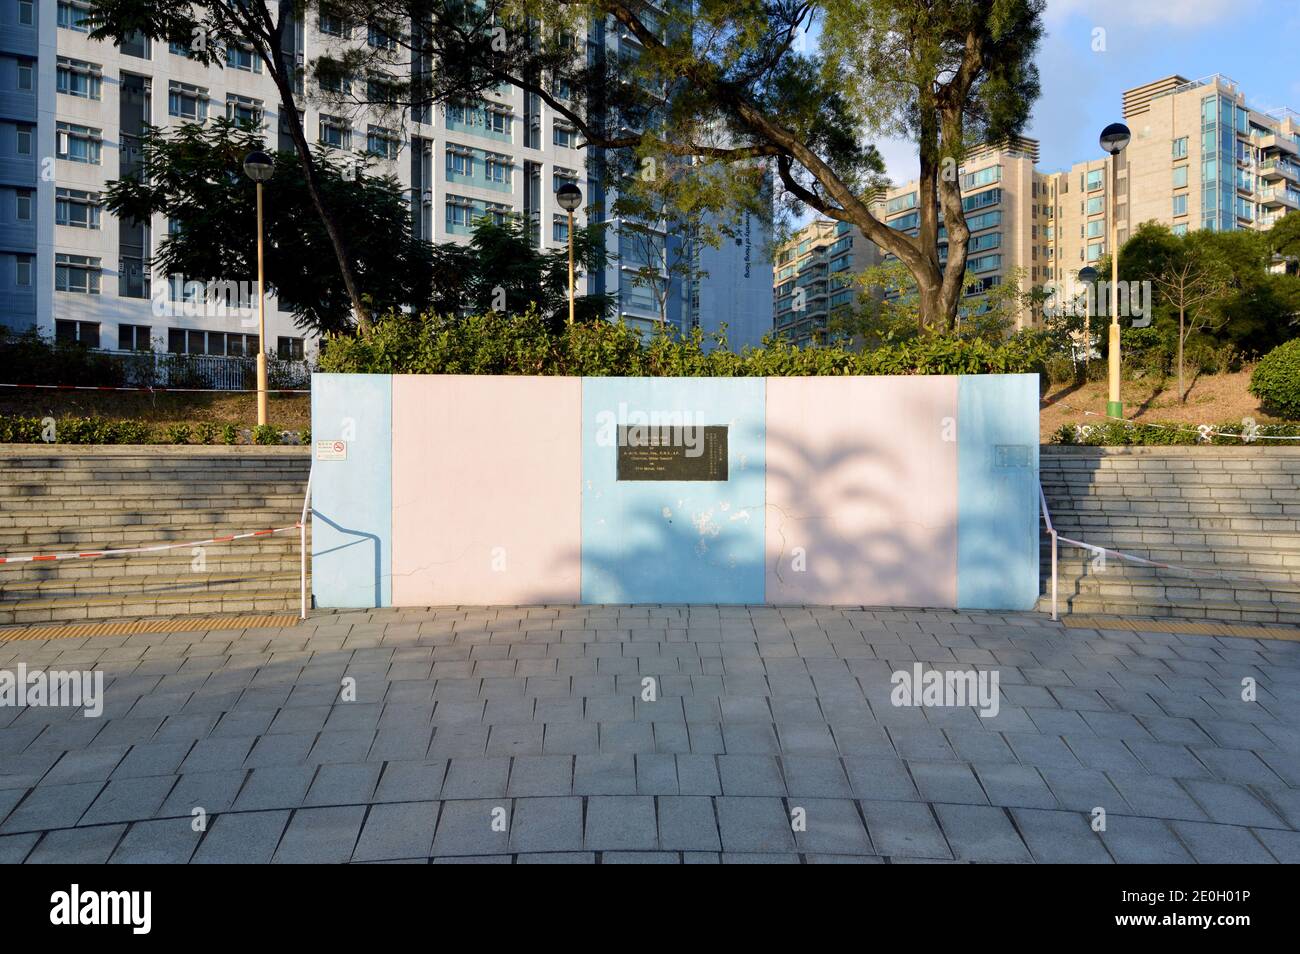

0,383,309,394
0,523,302,565
1050,401,1300,441
1054,534,1300,590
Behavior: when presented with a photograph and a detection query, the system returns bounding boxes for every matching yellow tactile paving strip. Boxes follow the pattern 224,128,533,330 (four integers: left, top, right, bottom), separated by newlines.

0,613,300,642
1062,615,1300,641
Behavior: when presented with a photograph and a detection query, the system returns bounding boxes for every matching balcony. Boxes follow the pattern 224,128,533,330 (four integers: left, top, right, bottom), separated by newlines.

1260,186,1300,210
1258,133,1299,157
1259,159,1300,184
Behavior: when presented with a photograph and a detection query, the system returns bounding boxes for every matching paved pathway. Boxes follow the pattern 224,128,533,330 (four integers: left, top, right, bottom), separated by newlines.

1,606,1297,863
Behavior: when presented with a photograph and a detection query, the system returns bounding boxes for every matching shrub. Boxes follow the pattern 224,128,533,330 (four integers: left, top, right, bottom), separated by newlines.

221,423,239,445
164,423,192,444
1250,338,1300,419
1052,420,1300,446
299,427,311,446
194,422,218,445
251,424,279,445
318,309,1052,379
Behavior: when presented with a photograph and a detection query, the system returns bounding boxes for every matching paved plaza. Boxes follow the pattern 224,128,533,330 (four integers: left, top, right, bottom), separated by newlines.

1,605,1298,863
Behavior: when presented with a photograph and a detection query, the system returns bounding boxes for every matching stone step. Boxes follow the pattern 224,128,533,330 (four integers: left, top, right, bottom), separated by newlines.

0,570,300,599
1035,592,1300,626
0,548,304,583
1041,525,1300,552
0,518,306,549
0,506,303,531
0,587,307,626
0,480,308,496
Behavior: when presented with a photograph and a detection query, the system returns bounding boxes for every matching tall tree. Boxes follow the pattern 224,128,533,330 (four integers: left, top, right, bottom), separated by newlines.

86,0,401,331
1150,238,1229,403
102,118,432,335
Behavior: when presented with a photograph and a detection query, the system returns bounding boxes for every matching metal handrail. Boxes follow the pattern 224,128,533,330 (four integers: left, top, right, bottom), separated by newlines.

299,465,313,620
1034,480,1055,623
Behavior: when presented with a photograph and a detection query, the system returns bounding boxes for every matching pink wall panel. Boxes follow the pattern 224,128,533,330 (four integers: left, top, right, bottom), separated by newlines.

391,375,582,604
765,376,959,607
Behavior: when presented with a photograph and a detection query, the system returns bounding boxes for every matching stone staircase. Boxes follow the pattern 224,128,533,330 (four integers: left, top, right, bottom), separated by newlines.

0,446,311,625
1038,446,1300,625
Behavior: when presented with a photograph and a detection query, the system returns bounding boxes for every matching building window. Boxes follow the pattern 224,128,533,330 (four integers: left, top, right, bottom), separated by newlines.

225,44,261,73
1086,169,1104,191
1172,223,1189,236
1172,137,1188,159
277,336,305,360
318,115,351,149
17,62,33,91
168,82,209,121
366,126,400,159
16,189,33,221
57,57,102,100
367,24,396,49
319,12,350,37
118,324,151,351
446,145,471,177
488,109,512,137
18,1,34,25
1173,165,1188,189
1087,242,1104,262
55,188,101,229
16,124,33,155
57,0,91,31
1173,194,1188,216
226,94,263,127
56,319,100,346
484,152,510,184
552,122,575,148
1086,219,1105,238
16,254,33,286
119,31,151,59
56,122,102,164
553,214,570,242
960,165,1001,191
55,254,101,294
1086,196,1105,215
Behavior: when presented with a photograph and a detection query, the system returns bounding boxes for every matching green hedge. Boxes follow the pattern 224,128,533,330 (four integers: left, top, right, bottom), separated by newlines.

1052,420,1300,446
1250,338,1300,419
0,416,310,446
317,310,1052,378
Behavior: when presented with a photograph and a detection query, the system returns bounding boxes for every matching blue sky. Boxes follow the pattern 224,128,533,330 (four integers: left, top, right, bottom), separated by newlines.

856,0,1300,181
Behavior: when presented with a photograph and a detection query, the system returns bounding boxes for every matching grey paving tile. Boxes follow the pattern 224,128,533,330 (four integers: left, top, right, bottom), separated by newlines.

573,754,636,795
0,832,39,864
657,796,720,852
935,804,1031,862
1011,808,1113,863
675,755,722,796
509,797,583,853
0,781,104,834
191,810,291,864
232,766,316,812
109,817,202,864
431,799,511,857
973,763,1056,809
585,795,657,850
157,770,247,818
1171,821,1275,863
373,760,446,803
304,763,381,807
441,757,510,799
25,824,126,864
908,761,987,805
716,797,796,853
1097,816,1194,864
791,798,873,855
1179,779,1285,828
1104,772,1206,822
1253,827,1300,864
717,754,786,796
80,775,176,825
842,756,920,801
272,805,366,863
858,800,950,860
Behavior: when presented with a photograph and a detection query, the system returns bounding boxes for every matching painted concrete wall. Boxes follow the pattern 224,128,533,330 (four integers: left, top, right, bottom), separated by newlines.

391,375,582,605
311,373,1039,610
765,376,959,606
310,373,392,608
581,377,766,603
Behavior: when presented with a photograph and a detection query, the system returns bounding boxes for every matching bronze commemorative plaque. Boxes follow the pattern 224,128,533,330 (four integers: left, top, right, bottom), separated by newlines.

616,425,728,481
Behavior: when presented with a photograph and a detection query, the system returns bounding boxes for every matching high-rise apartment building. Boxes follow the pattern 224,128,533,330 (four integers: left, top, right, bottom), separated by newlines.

772,218,879,344
0,2,770,362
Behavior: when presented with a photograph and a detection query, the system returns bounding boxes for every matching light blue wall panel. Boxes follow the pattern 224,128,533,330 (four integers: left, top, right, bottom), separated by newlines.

956,374,1040,610
311,373,392,608
581,377,766,603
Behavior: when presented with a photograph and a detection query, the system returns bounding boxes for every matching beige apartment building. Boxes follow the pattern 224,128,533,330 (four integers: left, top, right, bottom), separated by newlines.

772,217,880,344
1046,75,1300,286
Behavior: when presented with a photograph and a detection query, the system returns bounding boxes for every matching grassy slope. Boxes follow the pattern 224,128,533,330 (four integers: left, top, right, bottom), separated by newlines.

0,390,311,431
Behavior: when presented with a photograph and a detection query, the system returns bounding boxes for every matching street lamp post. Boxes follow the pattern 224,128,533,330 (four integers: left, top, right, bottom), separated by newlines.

555,183,583,327
242,150,274,426
1099,122,1131,419
1078,265,1098,370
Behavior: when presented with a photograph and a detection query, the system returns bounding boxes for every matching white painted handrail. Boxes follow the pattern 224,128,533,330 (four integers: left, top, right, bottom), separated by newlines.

1039,482,1058,621
299,464,313,620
